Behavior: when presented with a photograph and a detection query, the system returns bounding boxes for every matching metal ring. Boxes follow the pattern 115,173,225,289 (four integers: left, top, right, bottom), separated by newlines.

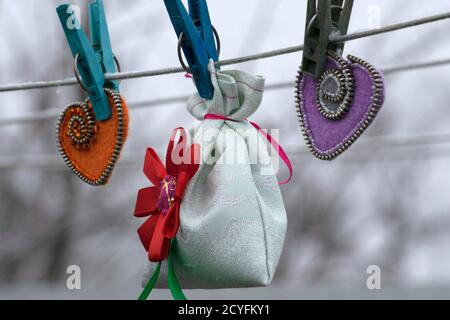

73,53,122,93
177,25,221,74
305,5,343,40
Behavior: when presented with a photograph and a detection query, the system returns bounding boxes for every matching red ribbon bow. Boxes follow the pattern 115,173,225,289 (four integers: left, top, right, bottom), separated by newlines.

134,128,200,262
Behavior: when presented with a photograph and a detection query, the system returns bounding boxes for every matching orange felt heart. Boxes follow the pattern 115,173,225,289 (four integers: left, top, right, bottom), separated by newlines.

57,89,129,185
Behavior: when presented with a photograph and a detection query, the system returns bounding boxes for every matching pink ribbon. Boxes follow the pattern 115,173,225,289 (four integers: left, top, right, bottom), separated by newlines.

204,113,293,185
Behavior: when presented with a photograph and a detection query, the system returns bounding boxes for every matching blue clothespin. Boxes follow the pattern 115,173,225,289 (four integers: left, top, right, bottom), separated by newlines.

164,0,219,100
56,0,119,121
89,0,120,91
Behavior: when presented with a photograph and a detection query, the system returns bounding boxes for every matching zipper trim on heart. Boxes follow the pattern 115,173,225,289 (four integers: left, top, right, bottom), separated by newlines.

295,54,384,161
316,53,355,120
56,88,126,185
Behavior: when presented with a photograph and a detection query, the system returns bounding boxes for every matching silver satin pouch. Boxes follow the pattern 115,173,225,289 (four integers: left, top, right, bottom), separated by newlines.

142,62,287,289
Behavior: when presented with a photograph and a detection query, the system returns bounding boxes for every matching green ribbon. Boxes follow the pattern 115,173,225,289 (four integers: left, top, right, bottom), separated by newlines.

138,239,186,301
138,261,161,301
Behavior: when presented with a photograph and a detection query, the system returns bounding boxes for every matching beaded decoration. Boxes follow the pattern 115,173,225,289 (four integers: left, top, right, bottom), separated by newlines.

157,175,177,215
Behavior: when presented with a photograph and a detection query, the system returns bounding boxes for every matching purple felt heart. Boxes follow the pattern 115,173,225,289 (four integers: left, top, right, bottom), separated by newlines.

295,53,385,160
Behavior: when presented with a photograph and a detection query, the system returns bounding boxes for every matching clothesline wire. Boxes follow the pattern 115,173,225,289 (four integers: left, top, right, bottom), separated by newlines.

2,132,450,170
2,56,450,127
1,144,450,171
0,11,449,93
1,11,450,170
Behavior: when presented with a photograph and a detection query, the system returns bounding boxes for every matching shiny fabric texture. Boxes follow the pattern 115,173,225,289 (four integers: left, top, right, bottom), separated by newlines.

142,62,288,289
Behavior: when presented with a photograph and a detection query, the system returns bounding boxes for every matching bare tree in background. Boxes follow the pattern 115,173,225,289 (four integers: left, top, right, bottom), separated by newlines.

1,0,450,299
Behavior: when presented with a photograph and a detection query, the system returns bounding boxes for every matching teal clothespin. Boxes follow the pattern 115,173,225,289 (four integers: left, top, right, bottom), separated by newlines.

56,0,119,121
89,0,120,91
302,0,354,78
164,0,220,100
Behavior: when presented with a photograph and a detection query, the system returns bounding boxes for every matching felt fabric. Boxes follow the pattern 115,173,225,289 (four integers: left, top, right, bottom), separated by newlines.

299,56,385,156
58,93,129,184
142,61,287,289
